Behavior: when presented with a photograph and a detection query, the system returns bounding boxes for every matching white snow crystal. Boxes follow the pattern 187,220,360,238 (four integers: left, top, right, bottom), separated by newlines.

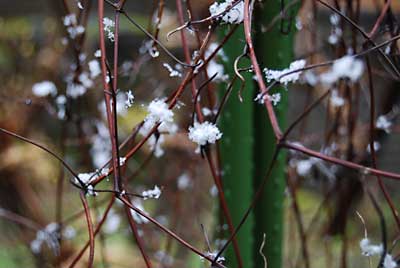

66,83,87,98
94,49,101,58
296,159,319,177
384,254,397,268
147,99,173,124
320,55,364,85
88,60,101,78
103,17,115,42
359,238,383,257
78,72,93,88
30,223,60,255
63,14,77,26
86,185,97,196
188,121,222,146
119,157,126,166
254,92,281,106
330,90,345,107
63,14,85,39
142,185,162,200
376,115,392,133
125,90,135,108
264,59,306,85
177,173,192,190
304,70,319,86
209,0,245,24
201,251,225,263
32,81,57,97
77,172,97,184
138,99,176,158
56,95,67,120
210,185,218,197
163,63,182,77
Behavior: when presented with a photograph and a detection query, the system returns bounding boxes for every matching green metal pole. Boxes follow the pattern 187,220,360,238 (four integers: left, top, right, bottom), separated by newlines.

253,1,298,268
219,25,255,268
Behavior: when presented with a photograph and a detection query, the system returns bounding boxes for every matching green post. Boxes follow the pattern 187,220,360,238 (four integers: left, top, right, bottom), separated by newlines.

219,25,255,268
253,1,298,268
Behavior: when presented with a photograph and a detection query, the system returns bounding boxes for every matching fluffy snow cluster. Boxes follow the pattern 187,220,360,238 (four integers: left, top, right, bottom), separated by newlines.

320,55,364,85
32,81,57,97
330,90,345,107
328,14,342,45
188,121,222,149
88,60,101,78
64,56,102,99
209,0,244,24
359,238,397,268
359,238,383,256
139,99,177,157
63,14,85,39
142,185,162,200
145,99,174,127
384,254,398,268
376,115,392,133
264,59,306,85
177,173,192,190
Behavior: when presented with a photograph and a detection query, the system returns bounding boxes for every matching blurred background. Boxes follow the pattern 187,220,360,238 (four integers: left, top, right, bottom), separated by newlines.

1,0,400,267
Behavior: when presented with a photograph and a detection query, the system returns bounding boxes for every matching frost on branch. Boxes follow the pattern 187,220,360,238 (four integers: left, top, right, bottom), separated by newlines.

255,92,281,106
103,17,115,42
264,59,306,85
200,251,225,264
125,90,135,108
209,0,245,24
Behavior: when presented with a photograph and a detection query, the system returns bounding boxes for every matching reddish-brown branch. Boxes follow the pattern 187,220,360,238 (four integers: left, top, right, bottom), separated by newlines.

243,0,282,140
124,204,153,268
79,192,95,268
365,56,400,232
98,0,123,192
117,196,226,268
69,196,115,268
